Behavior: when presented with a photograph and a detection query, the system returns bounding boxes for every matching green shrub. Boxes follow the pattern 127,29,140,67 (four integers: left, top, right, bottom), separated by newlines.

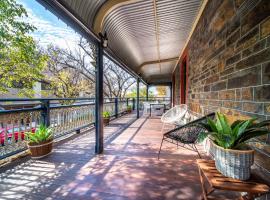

198,112,270,149
103,111,110,118
127,105,132,110
26,124,53,144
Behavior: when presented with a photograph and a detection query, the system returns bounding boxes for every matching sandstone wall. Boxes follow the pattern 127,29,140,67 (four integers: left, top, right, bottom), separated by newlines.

173,0,270,190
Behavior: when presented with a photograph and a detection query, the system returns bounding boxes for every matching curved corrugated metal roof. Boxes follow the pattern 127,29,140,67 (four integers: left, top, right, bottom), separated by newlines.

56,0,203,83
58,0,106,28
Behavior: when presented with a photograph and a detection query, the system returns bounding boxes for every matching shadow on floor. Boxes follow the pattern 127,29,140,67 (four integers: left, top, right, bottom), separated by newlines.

0,114,238,200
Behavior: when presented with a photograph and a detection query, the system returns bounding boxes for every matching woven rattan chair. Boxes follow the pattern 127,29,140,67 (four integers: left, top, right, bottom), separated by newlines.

158,112,215,159
160,105,187,133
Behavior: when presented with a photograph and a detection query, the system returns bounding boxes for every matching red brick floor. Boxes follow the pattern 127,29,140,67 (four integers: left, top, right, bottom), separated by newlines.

0,114,235,200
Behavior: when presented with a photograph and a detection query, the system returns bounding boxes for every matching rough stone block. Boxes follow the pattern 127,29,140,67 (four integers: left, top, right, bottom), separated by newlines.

262,61,270,84
254,85,270,101
226,29,240,47
205,75,219,84
228,65,261,89
236,89,241,100
204,85,210,92
226,53,241,66
211,81,227,91
242,87,253,101
211,0,235,32
219,90,235,100
209,100,222,107
241,0,270,35
265,103,270,115
261,17,270,38
242,39,266,58
243,102,263,114
267,36,270,47
223,101,242,110
220,67,235,77
236,48,270,70
236,27,259,50
234,0,245,9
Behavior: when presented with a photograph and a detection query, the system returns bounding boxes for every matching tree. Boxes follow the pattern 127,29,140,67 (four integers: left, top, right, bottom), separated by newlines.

126,87,154,98
44,37,135,99
103,57,136,98
0,0,47,96
156,86,167,97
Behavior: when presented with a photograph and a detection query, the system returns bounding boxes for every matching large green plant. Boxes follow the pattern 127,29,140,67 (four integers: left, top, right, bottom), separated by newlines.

103,111,110,118
127,105,132,110
198,112,270,149
26,125,53,144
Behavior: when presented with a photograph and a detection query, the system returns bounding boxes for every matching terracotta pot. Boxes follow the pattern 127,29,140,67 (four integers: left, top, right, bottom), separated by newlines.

127,109,132,114
28,139,53,159
104,118,110,126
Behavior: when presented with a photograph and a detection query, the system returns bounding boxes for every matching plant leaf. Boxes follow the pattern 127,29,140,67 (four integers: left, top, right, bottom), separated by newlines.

197,132,209,143
217,112,232,135
207,117,218,133
231,120,244,129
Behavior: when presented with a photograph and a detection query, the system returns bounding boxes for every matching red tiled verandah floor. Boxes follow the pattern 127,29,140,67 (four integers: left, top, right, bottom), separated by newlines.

0,113,212,200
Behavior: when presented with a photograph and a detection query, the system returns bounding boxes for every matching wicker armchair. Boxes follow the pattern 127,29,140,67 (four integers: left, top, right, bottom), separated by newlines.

158,112,215,159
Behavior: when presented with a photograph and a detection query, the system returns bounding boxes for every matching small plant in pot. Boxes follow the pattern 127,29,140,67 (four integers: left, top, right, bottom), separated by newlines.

127,105,132,113
198,112,270,180
103,111,110,126
26,124,53,159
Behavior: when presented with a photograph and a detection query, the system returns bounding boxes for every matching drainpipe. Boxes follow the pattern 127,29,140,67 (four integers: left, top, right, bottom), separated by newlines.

146,85,149,101
170,83,173,107
95,41,104,154
137,78,140,119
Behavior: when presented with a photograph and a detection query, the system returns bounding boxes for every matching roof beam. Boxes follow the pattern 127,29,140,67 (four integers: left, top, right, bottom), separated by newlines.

138,57,178,73
93,0,140,34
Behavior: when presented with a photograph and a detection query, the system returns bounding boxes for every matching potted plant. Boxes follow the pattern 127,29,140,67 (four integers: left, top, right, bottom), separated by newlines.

103,111,110,126
198,112,270,180
127,105,132,113
25,124,53,159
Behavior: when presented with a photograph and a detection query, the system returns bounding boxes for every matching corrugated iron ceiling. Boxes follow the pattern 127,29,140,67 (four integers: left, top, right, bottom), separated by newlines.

58,0,203,83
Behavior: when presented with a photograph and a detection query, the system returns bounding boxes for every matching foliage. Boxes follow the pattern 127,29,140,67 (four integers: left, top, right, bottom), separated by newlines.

0,0,47,96
127,105,132,110
26,124,53,144
198,112,270,149
103,111,110,118
156,86,167,97
126,87,154,98
44,38,135,99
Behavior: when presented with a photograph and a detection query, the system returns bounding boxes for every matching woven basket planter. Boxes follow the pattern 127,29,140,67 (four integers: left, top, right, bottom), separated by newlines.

28,139,53,159
210,141,254,180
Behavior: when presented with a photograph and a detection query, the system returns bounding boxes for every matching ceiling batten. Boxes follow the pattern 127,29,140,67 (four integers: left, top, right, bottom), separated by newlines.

93,0,141,34
152,0,161,73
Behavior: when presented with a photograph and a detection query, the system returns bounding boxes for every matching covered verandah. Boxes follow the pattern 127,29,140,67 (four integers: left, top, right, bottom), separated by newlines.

1,0,270,199
0,113,224,200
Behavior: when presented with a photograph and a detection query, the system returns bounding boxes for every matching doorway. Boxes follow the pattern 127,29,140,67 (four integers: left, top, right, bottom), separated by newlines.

180,56,187,104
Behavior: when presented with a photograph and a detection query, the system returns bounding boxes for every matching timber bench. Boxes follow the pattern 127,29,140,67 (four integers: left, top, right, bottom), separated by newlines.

197,159,270,200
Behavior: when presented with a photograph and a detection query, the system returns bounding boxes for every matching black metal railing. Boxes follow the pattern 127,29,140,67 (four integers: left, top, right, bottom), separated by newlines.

0,97,135,159
0,96,171,159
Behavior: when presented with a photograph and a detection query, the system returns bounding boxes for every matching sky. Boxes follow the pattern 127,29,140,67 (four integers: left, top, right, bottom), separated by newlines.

18,0,80,50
